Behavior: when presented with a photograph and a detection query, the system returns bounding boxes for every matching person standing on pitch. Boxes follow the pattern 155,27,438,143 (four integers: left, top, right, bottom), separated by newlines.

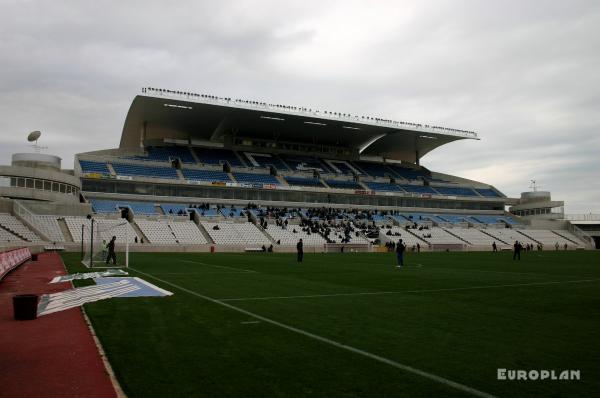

106,236,117,265
492,241,497,252
512,240,521,261
396,239,406,268
296,238,303,263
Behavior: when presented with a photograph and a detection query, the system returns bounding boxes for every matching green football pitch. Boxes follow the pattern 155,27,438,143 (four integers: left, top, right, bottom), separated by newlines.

62,250,600,398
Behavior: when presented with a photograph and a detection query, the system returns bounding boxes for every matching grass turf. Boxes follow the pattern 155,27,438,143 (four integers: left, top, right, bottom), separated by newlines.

62,250,600,398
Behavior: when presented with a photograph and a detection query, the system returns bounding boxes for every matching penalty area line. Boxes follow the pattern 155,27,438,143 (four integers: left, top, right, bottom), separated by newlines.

130,267,496,398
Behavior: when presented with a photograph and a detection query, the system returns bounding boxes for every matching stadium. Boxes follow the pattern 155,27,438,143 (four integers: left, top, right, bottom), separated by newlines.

1,88,599,398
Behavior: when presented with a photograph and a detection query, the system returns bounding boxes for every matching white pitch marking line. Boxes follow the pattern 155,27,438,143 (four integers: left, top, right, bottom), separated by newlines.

130,267,496,398
218,278,600,302
180,259,257,273
241,321,261,324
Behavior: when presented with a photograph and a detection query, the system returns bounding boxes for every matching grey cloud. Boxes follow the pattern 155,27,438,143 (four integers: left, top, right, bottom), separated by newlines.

0,0,598,212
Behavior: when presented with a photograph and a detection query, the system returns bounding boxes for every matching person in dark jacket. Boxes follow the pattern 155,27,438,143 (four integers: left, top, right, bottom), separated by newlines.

396,239,406,268
296,239,304,263
513,241,522,260
106,236,117,265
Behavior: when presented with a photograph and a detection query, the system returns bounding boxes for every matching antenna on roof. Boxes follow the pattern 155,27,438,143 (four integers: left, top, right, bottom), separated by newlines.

529,179,541,192
27,130,47,153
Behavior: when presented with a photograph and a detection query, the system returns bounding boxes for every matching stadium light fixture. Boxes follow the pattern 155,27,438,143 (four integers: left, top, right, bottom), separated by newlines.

164,104,192,110
419,135,437,140
342,126,361,130
304,121,327,126
260,116,285,121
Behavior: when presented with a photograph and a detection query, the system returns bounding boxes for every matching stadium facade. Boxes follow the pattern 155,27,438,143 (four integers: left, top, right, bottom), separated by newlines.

0,88,596,252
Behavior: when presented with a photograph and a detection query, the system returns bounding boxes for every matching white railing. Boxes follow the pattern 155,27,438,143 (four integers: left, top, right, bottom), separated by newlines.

12,200,50,241
569,224,594,248
563,214,600,221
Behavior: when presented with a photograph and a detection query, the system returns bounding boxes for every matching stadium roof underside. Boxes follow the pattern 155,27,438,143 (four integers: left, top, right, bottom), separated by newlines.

120,92,479,163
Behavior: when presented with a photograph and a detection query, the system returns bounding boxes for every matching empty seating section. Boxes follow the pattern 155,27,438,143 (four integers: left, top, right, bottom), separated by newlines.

92,200,157,215
398,185,438,194
387,165,429,180
325,179,362,190
402,213,446,224
182,169,231,182
35,216,65,242
233,172,280,185
353,161,392,177
79,160,110,175
0,214,41,242
136,220,177,244
112,162,179,179
282,156,330,173
475,188,501,197
445,228,506,247
284,176,325,188
194,147,244,167
416,227,464,245
168,221,207,244
552,230,586,246
91,200,119,213
432,186,478,197
64,217,138,243
468,215,513,225
516,230,578,247
265,225,326,246
482,229,537,246
327,160,359,175
364,182,404,192
245,154,288,171
161,204,188,215
201,222,270,245
0,227,22,243
438,215,469,223
132,146,195,163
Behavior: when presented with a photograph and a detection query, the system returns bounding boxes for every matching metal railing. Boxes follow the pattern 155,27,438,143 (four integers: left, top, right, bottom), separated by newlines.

563,214,600,221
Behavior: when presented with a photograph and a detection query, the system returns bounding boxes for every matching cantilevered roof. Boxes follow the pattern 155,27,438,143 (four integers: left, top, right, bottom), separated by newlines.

120,88,479,162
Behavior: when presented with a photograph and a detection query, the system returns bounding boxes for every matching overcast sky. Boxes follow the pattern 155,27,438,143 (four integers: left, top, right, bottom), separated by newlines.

1,0,598,213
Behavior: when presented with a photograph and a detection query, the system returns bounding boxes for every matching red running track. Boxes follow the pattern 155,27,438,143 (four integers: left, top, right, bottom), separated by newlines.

0,252,118,398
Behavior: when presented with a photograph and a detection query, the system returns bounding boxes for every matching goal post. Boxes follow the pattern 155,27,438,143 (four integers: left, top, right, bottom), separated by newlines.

81,218,130,268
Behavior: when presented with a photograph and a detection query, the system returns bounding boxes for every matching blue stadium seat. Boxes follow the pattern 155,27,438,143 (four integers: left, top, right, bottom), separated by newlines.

181,169,231,182
245,154,289,171
437,214,469,223
90,199,119,213
386,164,430,180
91,199,157,215
327,160,360,175
364,181,404,192
353,161,392,177
475,188,501,197
325,179,362,189
131,146,195,163
220,206,245,218
433,186,478,197
80,160,111,175
398,185,438,194
281,155,330,173
112,163,179,179
194,147,244,167
284,176,325,188
189,208,220,217
232,172,280,185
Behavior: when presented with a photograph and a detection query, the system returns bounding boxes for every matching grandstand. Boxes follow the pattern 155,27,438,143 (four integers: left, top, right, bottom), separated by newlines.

0,87,593,252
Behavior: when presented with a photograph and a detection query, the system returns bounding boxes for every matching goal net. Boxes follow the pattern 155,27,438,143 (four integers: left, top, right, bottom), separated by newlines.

81,219,131,268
